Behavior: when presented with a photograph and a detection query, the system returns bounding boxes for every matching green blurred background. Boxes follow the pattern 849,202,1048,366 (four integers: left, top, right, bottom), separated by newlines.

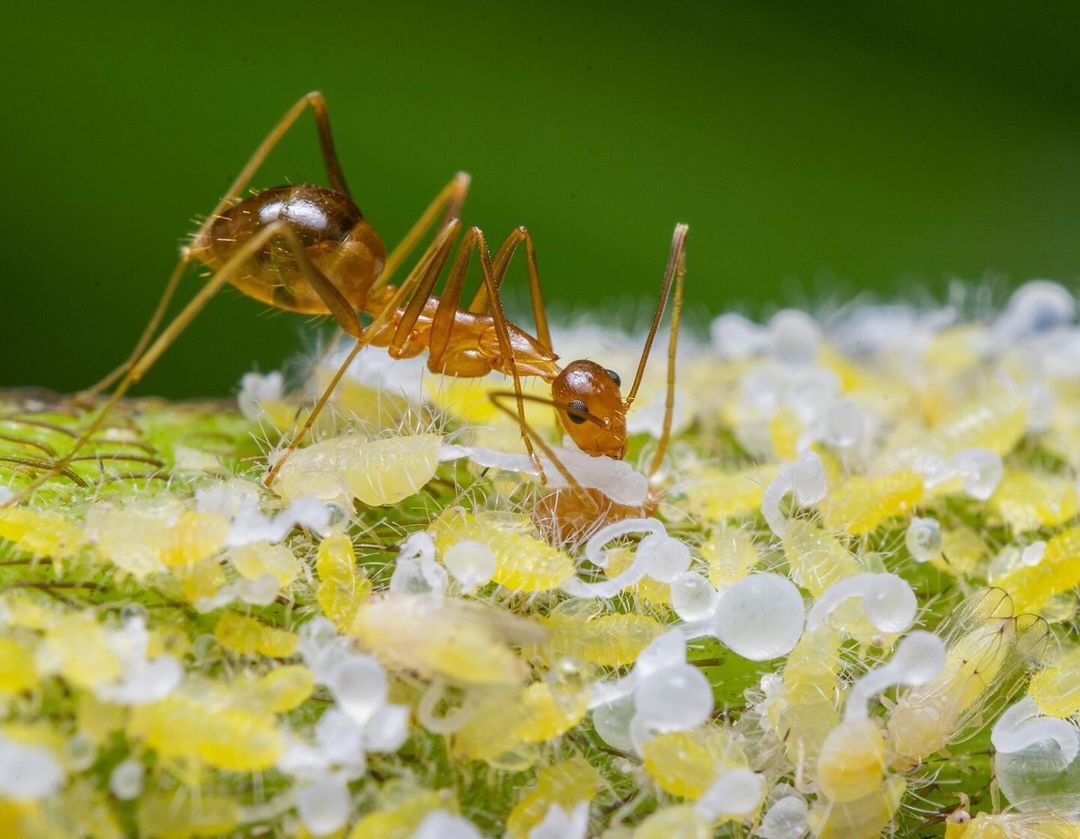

4,1,1080,397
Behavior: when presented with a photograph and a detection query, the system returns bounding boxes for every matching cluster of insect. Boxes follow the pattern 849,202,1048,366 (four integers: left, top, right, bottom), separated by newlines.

0,92,1078,838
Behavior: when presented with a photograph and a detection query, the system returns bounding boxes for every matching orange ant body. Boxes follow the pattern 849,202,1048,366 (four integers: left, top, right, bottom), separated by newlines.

7,92,687,509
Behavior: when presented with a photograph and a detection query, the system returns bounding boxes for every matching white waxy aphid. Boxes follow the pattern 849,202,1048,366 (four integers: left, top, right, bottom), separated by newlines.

413,810,484,839
693,768,766,820
807,573,917,635
327,654,387,727
109,759,145,800
529,801,589,839
705,573,805,661
226,495,331,547
769,309,821,365
670,571,722,622
992,696,1079,768
0,734,63,800
758,795,809,839
296,775,351,837
905,517,942,563
390,532,448,596
194,572,279,613
711,312,770,360
439,443,648,507
444,540,496,592
562,518,689,599
238,370,285,421
919,448,1004,501
845,631,945,722
761,451,827,537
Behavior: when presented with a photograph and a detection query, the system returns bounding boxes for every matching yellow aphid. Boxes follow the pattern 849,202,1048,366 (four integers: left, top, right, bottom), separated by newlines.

77,694,126,744
214,612,298,658
514,682,588,743
431,509,573,592
0,508,84,559
770,408,802,461
254,665,314,712
994,527,1080,614
990,470,1079,533
633,805,711,839
1029,644,1080,718
0,591,61,630
229,541,301,586
274,432,441,507
353,594,542,685
782,520,860,597
316,532,370,633
540,608,664,668
506,757,601,838
62,779,123,839
684,466,780,522
931,391,1027,457
137,792,240,839
643,728,748,799
0,637,36,693
451,689,529,763
773,625,842,768
175,557,227,604
85,499,228,578
39,614,119,690
347,790,454,839
816,719,887,803
935,527,989,578
944,812,1080,839
923,326,981,377
702,525,761,587
887,590,1047,764
823,471,924,535
807,776,906,839
129,692,281,771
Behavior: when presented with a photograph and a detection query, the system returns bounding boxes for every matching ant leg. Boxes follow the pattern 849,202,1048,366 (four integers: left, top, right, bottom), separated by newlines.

82,92,347,398
5,222,358,507
263,220,464,486
647,226,687,479
376,172,471,289
625,224,688,407
467,226,552,352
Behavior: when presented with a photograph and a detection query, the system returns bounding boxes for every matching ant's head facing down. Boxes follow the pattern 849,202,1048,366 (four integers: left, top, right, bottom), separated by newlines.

552,359,627,459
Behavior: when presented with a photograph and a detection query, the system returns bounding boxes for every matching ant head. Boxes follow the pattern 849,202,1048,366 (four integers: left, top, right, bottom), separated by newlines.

552,360,627,459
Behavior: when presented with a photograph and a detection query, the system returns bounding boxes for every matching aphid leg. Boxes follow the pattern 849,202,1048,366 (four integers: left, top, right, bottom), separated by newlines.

624,223,689,408
647,224,688,479
81,92,347,398
263,220,465,486
4,222,355,507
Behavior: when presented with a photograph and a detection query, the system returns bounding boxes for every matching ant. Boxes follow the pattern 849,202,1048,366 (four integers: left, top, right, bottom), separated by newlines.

7,92,687,512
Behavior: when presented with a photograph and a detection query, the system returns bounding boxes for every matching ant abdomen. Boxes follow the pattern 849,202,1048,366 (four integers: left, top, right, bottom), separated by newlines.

189,183,386,314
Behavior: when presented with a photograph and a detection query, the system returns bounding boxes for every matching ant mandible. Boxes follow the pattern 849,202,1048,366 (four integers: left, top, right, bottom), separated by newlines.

8,92,687,505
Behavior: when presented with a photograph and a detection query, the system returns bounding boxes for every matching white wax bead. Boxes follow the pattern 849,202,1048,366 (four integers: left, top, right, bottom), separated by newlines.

592,695,635,752
905,517,942,563
413,810,484,839
0,735,63,801
296,776,350,837
953,449,1004,501
845,631,945,721
670,571,721,622
444,540,496,591
992,697,1079,768
694,768,766,820
712,573,805,660
807,573,916,634
329,655,387,727
638,533,692,582
711,313,769,360
109,759,145,800
759,795,809,839
769,310,821,364
1021,541,1047,568
633,663,713,731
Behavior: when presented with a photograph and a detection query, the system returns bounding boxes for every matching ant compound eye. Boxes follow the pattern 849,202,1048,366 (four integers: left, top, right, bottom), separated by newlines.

605,369,621,387
566,400,588,424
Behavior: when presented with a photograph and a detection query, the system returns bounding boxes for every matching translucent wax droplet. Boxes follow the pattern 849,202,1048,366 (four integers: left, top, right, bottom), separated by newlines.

808,573,916,634
845,630,946,721
638,534,692,583
694,768,766,819
634,663,712,731
712,573,805,660
953,449,1004,501
769,310,821,364
759,795,809,839
413,810,484,839
634,630,687,678
109,759,145,800
1021,541,1047,567
296,775,351,837
711,313,769,360
328,655,387,727
905,517,941,563
593,695,635,752
670,572,720,622
444,540,496,592
790,452,828,505
992,697,1080,768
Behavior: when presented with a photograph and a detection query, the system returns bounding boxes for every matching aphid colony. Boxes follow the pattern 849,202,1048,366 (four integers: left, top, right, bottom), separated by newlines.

2,274,1080,836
